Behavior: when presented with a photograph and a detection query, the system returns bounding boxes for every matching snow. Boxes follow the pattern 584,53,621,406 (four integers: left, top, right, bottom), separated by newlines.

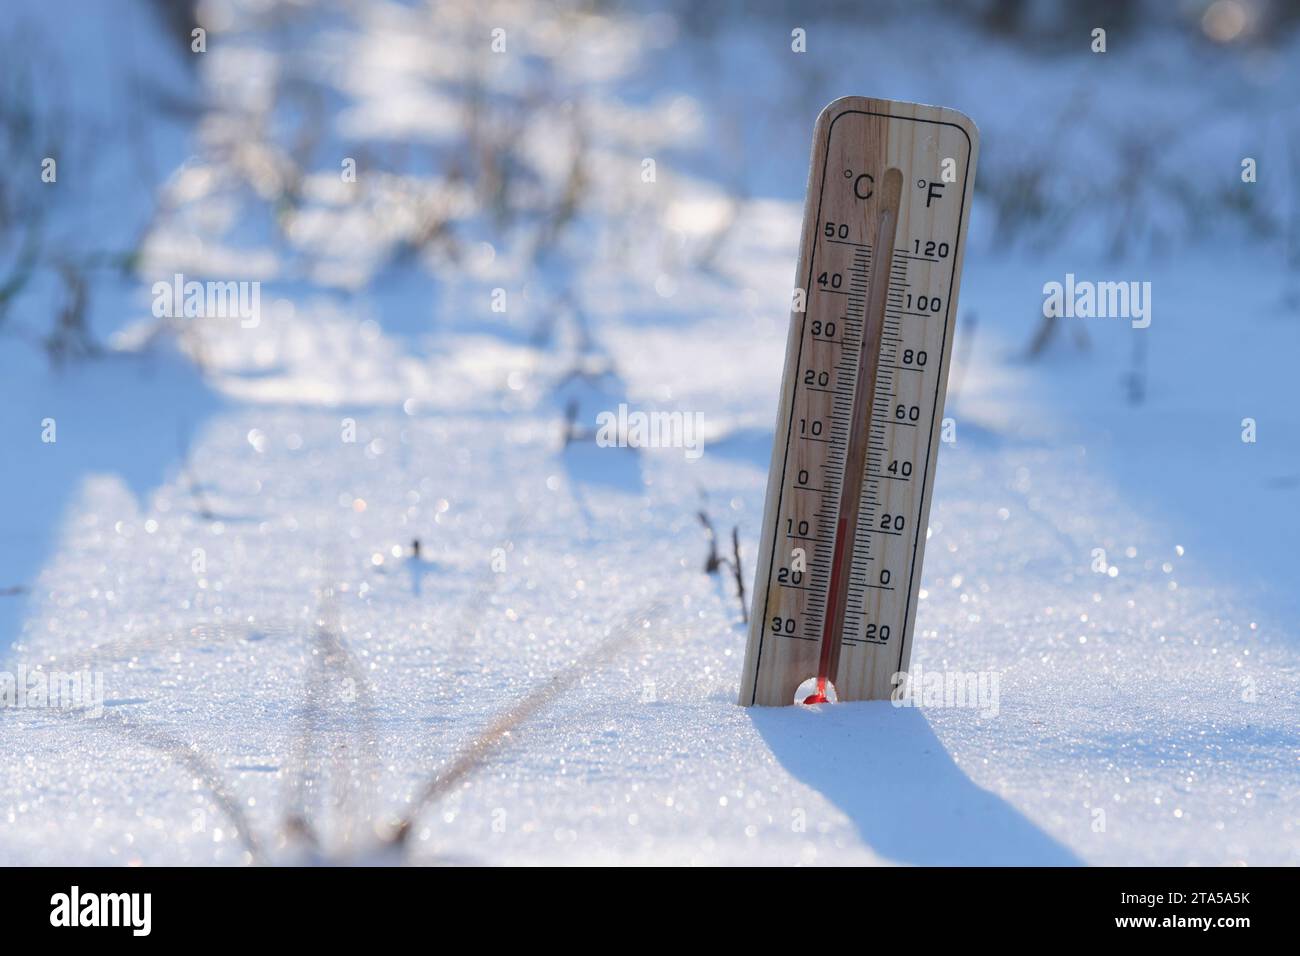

1,1,1297,865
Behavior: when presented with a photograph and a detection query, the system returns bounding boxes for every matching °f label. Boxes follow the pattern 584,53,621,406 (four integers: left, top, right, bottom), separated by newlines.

740,97,979,707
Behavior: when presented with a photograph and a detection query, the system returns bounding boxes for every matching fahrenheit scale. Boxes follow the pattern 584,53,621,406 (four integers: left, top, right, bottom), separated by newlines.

740,97,979,707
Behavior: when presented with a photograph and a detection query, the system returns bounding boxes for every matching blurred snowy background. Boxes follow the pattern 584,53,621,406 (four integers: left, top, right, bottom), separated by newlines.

0,0,1297,865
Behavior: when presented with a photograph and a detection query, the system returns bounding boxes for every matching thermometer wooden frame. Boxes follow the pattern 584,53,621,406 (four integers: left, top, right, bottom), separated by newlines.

740,96,979,707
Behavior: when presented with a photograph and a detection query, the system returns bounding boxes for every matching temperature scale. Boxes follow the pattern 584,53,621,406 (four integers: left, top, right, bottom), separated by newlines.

740,96,979,706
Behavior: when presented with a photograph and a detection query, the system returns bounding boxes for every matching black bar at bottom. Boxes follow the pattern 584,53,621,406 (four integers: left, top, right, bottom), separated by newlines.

0,865,1277,942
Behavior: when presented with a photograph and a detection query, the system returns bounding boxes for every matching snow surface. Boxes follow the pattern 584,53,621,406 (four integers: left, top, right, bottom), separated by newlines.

1,1,1297,865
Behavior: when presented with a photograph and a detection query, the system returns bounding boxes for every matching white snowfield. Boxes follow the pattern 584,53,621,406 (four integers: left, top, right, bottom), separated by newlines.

1,1,1297,866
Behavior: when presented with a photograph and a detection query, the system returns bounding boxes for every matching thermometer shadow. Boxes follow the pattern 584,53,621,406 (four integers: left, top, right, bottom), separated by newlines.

750,704,1081,865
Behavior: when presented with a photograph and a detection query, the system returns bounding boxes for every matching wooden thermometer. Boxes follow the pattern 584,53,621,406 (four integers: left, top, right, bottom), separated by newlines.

740,97,979,707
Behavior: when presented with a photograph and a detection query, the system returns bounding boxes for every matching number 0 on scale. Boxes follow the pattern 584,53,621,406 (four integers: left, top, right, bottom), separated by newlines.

740,97,979,706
